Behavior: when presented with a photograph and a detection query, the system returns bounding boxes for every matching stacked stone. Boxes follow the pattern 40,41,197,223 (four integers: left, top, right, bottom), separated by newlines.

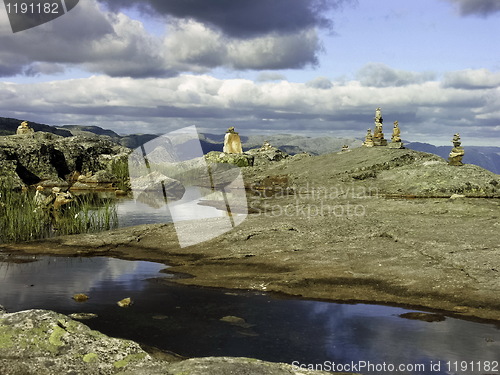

16,121,34,135
223,127,243,154
372,107,387,146
260,140,272,151
363,128,374,147
448,133,465,166
388,120,404,149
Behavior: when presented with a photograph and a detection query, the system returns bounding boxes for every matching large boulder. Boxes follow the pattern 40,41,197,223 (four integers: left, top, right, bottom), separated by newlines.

245,145,289,166
0,309,162,375
0,160,24,189
0,133,130,188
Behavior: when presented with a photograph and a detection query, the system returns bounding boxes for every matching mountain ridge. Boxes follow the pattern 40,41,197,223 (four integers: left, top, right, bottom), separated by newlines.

1,116,498,174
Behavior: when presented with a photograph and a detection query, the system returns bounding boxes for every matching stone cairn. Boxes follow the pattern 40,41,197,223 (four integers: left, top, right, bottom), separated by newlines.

363,128,374,147
260,140,272,151
223,126,243,154
16,121,35,135
372,107,387,146
388,120,404,149
448,133,465,166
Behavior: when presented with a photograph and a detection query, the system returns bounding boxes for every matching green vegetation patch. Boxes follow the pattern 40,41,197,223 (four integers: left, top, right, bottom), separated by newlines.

83,353,99,363
0,185,118,243
0,325,14,349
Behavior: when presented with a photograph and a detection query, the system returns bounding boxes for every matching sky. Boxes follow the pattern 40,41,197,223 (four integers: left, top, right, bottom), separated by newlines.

0,0,499,145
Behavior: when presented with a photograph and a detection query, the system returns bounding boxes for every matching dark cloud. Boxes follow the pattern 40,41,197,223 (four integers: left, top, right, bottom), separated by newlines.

99,0,352,38
24,62,66,77
0,53,27,76
356,63,435,87
0,1,173,78
0,0,337,78
446,0,500,16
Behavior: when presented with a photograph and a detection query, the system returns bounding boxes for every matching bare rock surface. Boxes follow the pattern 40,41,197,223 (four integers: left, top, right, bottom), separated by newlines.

1,148,500,322
0,133,130,188
0,309,162,375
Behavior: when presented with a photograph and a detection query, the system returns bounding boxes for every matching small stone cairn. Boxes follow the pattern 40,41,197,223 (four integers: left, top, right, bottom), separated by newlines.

388,120,404,149
448,133,465,166
260,140,272,151
223,126,243,154
16,121,35,135
363,128,374,147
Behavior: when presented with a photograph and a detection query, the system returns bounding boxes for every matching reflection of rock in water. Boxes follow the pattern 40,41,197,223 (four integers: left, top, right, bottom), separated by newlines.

135,188,185,209
220,315,254,328
131,171,185,208
399,312,446,322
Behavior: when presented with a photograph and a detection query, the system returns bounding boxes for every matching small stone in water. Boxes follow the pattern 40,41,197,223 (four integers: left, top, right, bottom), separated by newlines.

69,313,98,320
220,315,253,328
152,315,168,320
72,294,89,302
117,297,133,308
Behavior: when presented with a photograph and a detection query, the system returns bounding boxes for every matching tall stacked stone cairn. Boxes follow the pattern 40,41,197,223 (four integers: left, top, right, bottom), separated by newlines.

388,120,404,149
372,107,388,146
448,133,465,166
363,128,375,147
223,126,243,154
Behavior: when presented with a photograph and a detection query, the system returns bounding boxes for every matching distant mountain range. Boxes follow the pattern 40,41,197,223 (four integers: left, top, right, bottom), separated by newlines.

1,117,498,174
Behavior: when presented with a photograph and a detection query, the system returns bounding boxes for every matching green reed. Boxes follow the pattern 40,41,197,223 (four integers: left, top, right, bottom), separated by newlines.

0,186,118,243
110,157,131,191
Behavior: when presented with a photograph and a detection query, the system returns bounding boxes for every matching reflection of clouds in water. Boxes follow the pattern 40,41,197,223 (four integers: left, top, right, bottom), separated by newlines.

117,186,226,228
169,187,226,221
0,257,164,310
117,198,171,226
306,302,500,371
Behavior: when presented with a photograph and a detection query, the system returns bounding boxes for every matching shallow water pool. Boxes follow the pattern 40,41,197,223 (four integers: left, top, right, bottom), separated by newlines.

0,255,498,375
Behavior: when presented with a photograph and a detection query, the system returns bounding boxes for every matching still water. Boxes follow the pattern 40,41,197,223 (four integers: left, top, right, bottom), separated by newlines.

0,255,498,375
115,186,227,228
